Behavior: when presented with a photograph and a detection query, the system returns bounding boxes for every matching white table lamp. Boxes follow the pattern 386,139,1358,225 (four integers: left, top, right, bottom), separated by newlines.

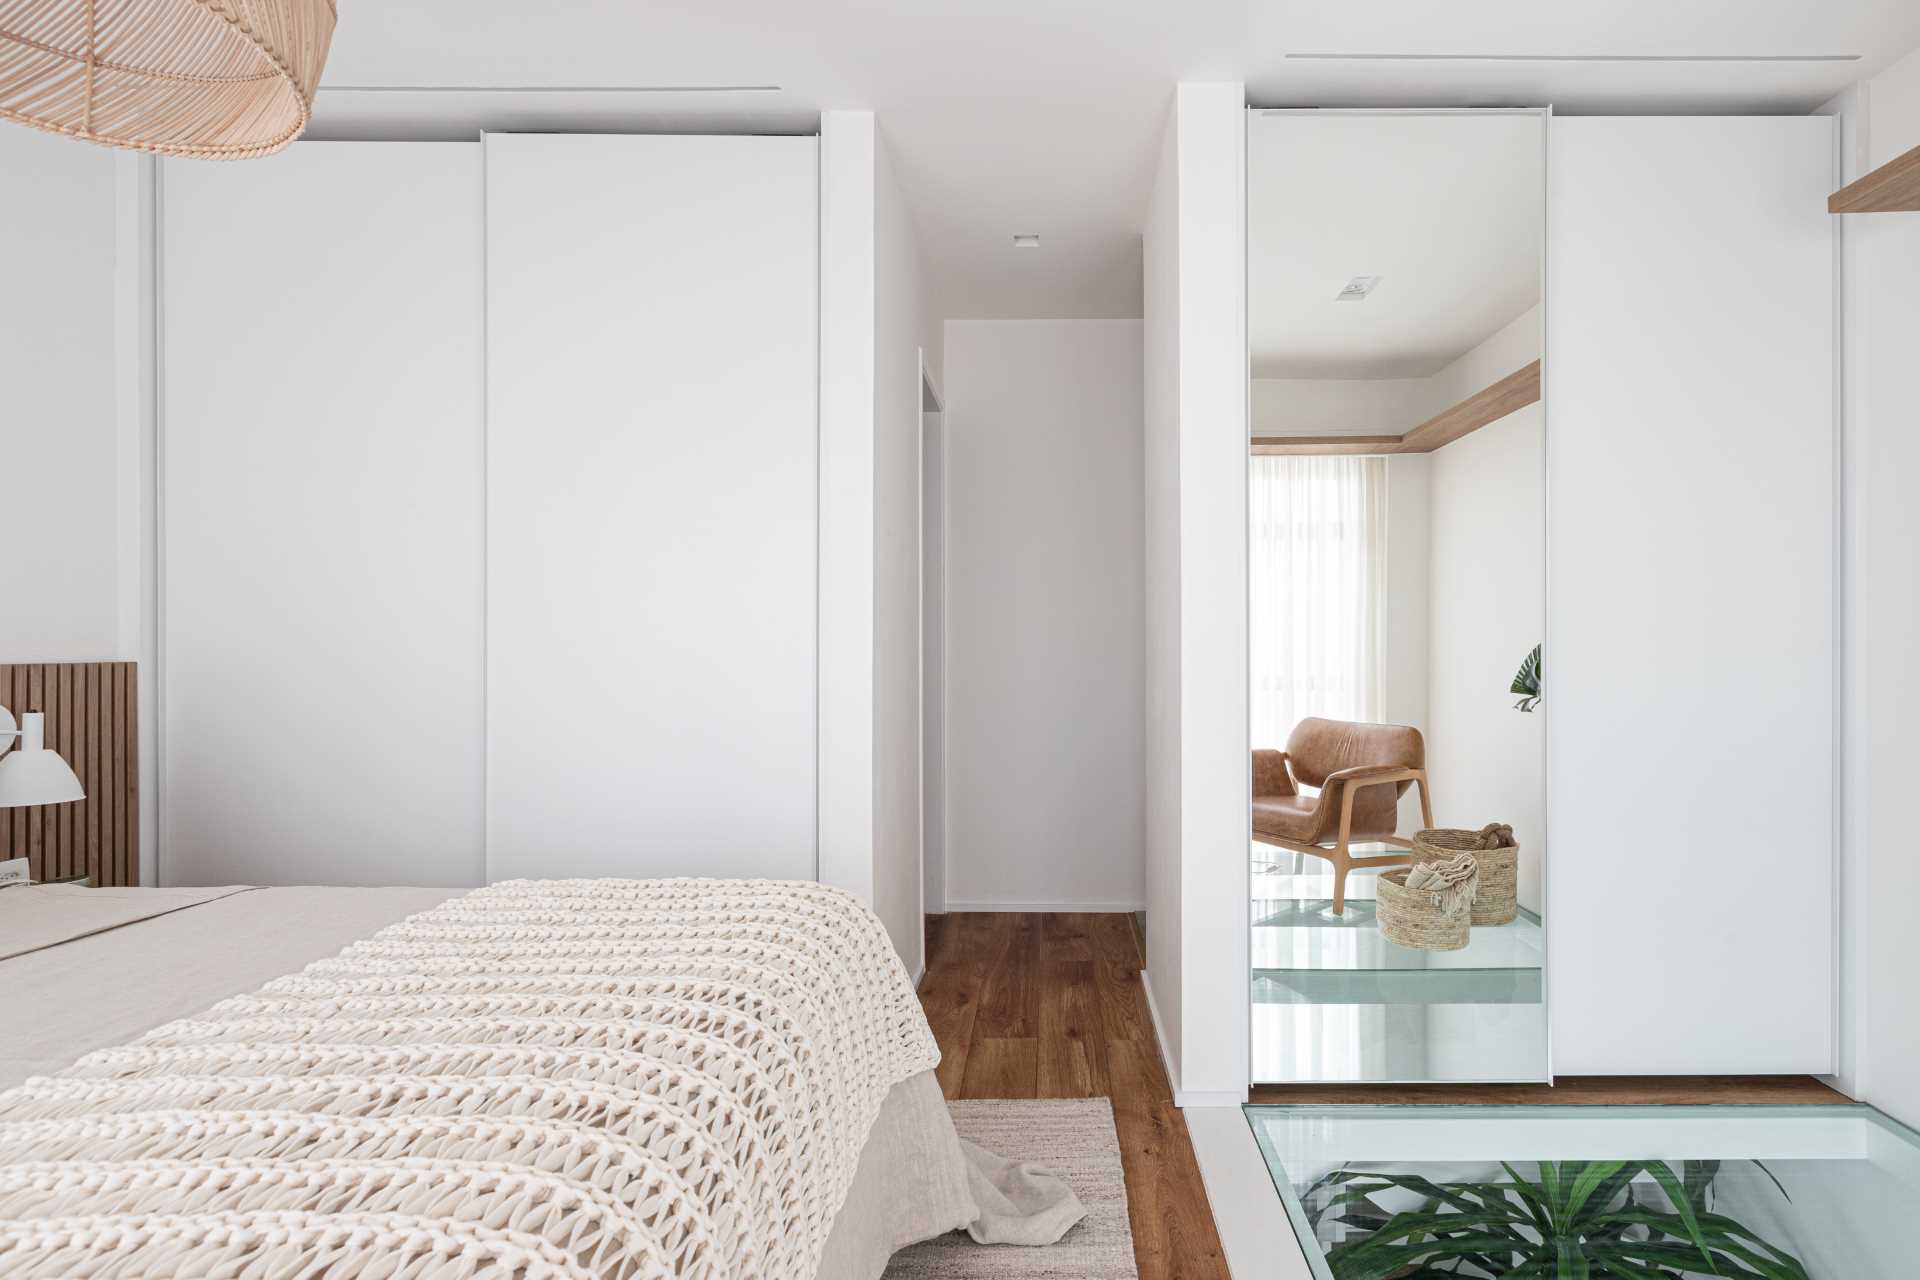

0,705,86,808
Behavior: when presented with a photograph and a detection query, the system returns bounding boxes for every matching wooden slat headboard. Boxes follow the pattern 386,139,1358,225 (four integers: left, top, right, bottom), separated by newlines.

0,662,138,886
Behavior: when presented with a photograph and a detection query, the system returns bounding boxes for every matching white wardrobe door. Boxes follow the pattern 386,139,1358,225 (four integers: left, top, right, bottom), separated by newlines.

1547,118,1836,1073
161,143,485,887
484,134,818,882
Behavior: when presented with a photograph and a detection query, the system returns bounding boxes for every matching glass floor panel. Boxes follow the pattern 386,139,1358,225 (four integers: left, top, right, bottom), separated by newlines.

1254,853,1548,1082
1253,1001,1548,1083
1254,893,1544,972
1247,1103,1920,1279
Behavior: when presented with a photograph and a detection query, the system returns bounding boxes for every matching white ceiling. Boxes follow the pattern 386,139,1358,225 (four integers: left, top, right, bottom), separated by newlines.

1248,113,1543,379
312,1,1920,322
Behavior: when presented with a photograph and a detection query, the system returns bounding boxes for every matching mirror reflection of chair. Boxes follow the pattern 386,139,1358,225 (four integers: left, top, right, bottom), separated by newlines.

1251,717,1433,916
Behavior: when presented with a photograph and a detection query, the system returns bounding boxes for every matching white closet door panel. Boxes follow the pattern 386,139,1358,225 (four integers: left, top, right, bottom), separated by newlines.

1547,118,1835,1074
484,134,817,882
161,143,485,887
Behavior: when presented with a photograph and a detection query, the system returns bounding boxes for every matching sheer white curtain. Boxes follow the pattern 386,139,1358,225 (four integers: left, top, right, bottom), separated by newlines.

1249,454,1388,749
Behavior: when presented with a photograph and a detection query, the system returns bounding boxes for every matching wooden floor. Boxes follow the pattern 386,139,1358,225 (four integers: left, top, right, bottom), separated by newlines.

919,912,1230,1280
919,913,1852,1280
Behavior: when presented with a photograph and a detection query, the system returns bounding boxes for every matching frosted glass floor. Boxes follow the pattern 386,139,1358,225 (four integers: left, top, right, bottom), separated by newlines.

1254,890,1543,975
1252,859,1547,1081
1252,999,1548,1083
1247,1103,1920,1279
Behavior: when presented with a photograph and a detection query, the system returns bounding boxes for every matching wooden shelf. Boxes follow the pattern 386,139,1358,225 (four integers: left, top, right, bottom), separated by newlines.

1252,359,1541,457
1829,142,1920,214
1250,433,1402,457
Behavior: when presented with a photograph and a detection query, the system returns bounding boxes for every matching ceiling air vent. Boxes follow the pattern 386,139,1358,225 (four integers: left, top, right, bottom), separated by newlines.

1335,275,1382,301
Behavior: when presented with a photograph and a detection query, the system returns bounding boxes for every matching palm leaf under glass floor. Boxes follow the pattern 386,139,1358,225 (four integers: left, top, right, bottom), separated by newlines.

1303,1158,1809,1279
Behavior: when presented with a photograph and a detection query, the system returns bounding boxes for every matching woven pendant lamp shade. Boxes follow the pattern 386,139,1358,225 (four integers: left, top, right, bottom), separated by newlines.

0,0,335,159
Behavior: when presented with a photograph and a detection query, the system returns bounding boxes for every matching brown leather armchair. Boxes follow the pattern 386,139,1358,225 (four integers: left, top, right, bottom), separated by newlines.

1252,717,1433,915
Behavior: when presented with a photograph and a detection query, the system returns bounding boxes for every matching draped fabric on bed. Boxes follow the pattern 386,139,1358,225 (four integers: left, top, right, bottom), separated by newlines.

0,879,941,1279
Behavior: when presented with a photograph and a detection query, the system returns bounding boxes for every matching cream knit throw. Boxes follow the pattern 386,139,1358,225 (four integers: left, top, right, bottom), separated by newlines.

1404,851,1480,916
0,878,940,1279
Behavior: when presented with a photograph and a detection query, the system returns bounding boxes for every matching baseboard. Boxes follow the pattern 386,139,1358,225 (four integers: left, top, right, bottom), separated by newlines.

910,960,925,990
1176,1088,1251,1108
1141,969,1246,1109
942,899,1145,913
1140,969,1182,1101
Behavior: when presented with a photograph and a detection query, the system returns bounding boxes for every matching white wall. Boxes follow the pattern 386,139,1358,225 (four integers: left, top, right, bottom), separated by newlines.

1251,377,1430,436
1826,44,1920,1131
921,407,947,915
1382,454,1431,833
873,128,939,975
0,129,121,662
1425,406,1546,911
819,111,941,974
1142,104,1186,1084
1424,304,1539,413
819,111,880,928
1142,83,1249,1106
941,320,1145,911
1250,303,1540,440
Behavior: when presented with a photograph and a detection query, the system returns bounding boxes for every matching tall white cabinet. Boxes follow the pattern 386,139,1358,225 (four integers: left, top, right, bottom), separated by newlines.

483,134,819,883
1547,117,1837,1074
159,134,819,888
162,143,487,888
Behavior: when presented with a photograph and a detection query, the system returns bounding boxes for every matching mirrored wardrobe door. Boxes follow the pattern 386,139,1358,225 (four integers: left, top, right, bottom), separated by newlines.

1245,108,1548,1084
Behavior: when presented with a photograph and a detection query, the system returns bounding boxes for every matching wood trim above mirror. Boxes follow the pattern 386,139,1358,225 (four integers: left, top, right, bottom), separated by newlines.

1829,142,1920,213
1252,359,1541,457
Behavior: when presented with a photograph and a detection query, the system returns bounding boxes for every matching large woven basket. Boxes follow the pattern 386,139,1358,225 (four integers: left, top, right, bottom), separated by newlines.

1376,866,1476,952
1414,827,1519,926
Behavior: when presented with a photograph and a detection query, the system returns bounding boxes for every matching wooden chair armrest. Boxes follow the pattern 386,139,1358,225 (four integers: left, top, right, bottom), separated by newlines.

1321,764,1423,790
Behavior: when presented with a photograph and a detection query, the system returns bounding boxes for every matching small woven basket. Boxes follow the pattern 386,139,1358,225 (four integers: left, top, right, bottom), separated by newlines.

1414,826,1519,926
1376,866,1476,951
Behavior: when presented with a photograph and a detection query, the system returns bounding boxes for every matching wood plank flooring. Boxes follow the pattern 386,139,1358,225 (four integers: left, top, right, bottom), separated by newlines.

920,912,1230,1280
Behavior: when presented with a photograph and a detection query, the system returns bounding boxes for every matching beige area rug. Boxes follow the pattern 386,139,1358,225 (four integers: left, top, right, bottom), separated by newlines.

884,1097,1139,1279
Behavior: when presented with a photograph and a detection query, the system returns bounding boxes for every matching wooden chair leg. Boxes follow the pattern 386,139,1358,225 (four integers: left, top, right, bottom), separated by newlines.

1417,771,1434,830
1332,783,1359,916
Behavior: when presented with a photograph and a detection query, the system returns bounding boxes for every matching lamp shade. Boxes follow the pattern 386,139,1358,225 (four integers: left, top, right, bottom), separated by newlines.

0,711,85,808
0,0,336,160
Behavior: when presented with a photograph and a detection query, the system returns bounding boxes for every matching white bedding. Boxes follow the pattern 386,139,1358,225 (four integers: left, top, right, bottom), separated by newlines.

0,879,1052,1278
1,884,455,1090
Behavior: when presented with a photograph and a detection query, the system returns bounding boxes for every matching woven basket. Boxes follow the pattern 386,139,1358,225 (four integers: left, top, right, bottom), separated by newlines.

1414,827,1519,926
1376,866,1476,951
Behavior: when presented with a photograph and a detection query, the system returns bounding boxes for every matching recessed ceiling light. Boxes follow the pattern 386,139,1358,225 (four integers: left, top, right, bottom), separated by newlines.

1013,234,1041,249
1336,275,1382,301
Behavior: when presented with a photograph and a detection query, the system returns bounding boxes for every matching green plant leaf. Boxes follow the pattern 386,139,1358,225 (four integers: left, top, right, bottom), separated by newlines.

1512,643,1543,698
1580,1248,1673,1280
1751,1159,1793,1204
1683,1159,1721,1214
1642,1161,1718,1270
1330,1233,1548,1280
1595,1209,1810,1280
1565,1160,1631,1221
1321,1155,1811,1280
1502,1161,1557,1228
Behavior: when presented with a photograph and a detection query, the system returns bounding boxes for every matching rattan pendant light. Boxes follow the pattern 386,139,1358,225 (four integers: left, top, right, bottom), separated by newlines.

0,0,335,159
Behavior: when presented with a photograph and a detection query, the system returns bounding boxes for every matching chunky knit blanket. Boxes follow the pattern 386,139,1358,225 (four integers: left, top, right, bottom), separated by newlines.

0,878,941,1279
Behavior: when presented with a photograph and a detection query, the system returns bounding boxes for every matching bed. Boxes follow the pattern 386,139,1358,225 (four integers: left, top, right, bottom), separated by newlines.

0,879,1075,1278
